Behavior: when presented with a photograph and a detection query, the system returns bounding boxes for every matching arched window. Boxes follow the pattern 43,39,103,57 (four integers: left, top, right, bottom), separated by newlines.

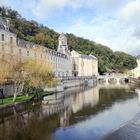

19,49,21,55
27,50,29,56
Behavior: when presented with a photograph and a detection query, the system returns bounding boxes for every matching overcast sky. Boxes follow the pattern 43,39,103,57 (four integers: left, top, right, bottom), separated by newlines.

0,0,140,55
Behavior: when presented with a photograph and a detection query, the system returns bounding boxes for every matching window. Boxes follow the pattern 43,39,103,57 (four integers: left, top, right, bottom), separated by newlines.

1,34,4,41
2,44,4,51
10,37,13,43
19,49,21,55
27,50,29,56
58,72,60,77
34,53,37,58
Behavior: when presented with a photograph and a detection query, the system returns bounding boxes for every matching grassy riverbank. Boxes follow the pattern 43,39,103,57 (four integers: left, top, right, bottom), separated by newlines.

0,95,33,106
0,91,54,107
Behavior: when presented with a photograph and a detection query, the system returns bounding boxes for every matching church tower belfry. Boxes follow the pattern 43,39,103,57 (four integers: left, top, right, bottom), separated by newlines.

57,33,70,55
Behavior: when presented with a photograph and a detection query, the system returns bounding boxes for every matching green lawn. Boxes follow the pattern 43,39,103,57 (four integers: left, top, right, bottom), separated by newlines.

0,91,54,107
0,95,33,106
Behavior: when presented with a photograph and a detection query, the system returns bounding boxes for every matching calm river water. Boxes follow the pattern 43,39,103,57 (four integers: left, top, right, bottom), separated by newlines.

0,84,140,140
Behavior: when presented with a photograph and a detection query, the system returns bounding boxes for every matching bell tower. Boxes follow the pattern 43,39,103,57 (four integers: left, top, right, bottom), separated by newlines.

57,33,70,55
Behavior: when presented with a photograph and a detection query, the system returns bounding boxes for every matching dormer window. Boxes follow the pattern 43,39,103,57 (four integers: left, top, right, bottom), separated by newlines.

19,49,21,55
27,50,29,56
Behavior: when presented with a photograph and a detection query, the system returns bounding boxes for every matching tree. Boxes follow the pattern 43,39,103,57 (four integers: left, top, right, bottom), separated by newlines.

35,32,46,45
0,56,55,103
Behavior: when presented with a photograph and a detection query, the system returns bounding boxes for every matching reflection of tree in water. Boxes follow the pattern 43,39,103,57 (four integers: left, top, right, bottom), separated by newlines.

0,105,26,140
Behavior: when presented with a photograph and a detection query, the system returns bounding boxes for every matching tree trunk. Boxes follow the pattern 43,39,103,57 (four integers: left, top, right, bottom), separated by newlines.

13,85,18,103
20,82,25,93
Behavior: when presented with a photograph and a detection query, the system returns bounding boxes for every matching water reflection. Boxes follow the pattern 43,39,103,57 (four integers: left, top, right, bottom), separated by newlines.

0,84,139,140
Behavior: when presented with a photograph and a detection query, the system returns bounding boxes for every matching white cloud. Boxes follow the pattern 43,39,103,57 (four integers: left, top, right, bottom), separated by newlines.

119,0,140,37
26,0,125,19
0,0,12,6
121,0,140,23
0,0,128,19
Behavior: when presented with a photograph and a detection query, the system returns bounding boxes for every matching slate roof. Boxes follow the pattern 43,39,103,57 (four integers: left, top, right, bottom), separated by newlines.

80,54,97,60
89,54,97,60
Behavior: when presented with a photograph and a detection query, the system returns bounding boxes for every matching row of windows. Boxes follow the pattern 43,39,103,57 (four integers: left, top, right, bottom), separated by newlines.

0,45,68,62
0,44,70,69
0,34,69,61
54,71,70,77
53,64,71,69
0,33,69,61
26,49,68,63
1,44,16,54
1,34,13,43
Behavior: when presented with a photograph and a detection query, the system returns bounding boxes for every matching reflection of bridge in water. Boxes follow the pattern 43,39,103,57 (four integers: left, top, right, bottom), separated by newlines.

98,74,129,84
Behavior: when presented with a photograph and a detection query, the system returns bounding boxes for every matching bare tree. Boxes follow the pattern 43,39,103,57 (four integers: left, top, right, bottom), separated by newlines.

0,55,56,103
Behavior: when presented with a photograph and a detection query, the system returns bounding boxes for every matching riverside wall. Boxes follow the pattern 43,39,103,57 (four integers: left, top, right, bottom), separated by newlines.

0,76,97,96
48,76,97,92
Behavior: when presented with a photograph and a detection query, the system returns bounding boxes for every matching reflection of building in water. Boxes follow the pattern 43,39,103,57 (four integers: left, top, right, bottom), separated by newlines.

60,107,71,128
42,86,99,128
71,86,99,113
135,89,140,104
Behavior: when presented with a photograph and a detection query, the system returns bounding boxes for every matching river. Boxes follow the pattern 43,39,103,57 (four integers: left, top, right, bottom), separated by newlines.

0,83,140,140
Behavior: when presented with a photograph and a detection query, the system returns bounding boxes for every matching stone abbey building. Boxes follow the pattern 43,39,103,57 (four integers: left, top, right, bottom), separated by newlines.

131,56,140,78
0,16,98,79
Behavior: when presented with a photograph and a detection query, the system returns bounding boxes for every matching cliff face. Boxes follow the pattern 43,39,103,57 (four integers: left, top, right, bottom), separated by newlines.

0,6,137,73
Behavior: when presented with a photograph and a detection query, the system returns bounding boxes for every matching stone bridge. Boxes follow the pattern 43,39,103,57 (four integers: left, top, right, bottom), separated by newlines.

98,74,129,84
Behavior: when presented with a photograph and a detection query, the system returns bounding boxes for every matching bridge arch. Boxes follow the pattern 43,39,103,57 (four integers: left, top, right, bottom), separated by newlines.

108,78,117,84
98,75,129,85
